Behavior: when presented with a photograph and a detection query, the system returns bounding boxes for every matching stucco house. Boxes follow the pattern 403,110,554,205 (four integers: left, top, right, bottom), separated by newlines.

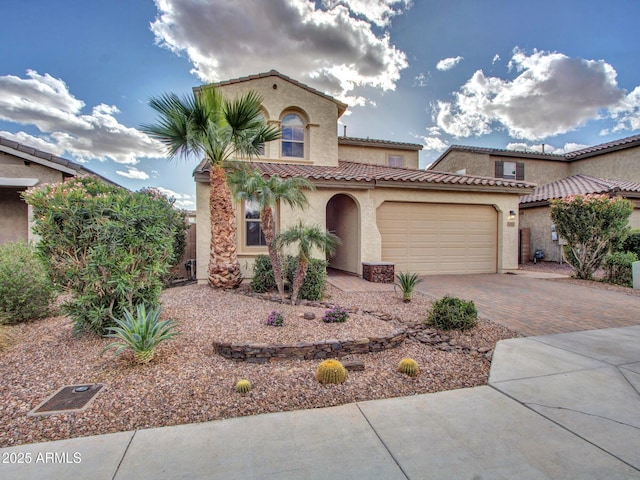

193,70,534,282
430,134,640,262
0,135,117,245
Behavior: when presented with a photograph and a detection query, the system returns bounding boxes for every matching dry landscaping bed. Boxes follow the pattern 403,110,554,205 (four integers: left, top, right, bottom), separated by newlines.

0,284,518,448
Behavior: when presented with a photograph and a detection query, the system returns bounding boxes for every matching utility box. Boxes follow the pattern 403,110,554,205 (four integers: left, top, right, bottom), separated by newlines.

633,261,640,289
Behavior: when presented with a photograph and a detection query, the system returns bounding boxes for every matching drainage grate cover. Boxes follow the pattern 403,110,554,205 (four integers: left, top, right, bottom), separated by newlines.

28,384,104,416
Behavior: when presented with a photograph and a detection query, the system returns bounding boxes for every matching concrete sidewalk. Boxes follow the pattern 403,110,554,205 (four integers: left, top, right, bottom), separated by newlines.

3,326,640,479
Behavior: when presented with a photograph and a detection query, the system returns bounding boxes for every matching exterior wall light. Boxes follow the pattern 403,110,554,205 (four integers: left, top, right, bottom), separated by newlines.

508,210,517,221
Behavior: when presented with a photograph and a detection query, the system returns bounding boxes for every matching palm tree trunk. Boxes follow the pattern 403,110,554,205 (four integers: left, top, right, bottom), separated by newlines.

261,207,285,301
290,258,308,305
208,164,242,288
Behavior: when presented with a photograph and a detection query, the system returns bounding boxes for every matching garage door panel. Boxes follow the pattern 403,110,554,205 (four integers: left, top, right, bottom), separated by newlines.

377,202,497,275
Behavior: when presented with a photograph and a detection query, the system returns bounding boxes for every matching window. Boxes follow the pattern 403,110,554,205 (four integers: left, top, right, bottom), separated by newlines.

244,199,266,246
495,160,524,180
281,113,305,158
388,155,403,167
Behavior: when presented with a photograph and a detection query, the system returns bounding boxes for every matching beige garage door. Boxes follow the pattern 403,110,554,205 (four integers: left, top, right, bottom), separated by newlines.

377,202,497,275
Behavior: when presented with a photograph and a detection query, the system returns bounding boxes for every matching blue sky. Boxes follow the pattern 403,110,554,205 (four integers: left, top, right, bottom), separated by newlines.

2,0,640,209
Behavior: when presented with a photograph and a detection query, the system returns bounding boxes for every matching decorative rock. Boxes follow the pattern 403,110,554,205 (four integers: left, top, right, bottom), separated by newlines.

342,360,365,371
303,312,316,320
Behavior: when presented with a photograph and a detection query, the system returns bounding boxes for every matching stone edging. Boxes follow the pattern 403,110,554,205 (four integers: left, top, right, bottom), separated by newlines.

213,327,407,363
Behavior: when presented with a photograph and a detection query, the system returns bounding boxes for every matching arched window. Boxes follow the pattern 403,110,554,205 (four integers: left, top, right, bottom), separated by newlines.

281,113,304,158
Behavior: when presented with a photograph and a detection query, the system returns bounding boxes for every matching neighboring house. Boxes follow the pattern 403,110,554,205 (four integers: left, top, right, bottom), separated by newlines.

430,134,640,262
0,135,117,244
193,70,534,281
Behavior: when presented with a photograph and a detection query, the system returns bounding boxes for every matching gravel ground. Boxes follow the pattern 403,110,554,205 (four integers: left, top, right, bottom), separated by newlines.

0,284,518,448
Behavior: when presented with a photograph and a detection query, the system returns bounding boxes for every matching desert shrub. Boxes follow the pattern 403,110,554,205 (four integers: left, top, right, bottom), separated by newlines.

428,295,478,331
23,177,186,334
394,271,423,303
101,304,180,364
322,305,348,323
550,194,632,279
620,229,640,258
0,242,55,323
265,310,284,326
604,251,638,287
251,255,278,293
286,255,328,301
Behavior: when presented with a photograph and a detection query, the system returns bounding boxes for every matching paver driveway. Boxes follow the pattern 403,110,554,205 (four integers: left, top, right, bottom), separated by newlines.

417,273,640,336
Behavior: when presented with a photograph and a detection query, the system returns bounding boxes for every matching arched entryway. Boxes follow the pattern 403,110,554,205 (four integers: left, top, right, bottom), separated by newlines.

326,194,360,274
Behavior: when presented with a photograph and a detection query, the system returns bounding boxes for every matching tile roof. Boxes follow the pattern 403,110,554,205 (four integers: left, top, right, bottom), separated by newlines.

430,145,565,169
0,135,118,186
563,133,640,159
193,70,348,116
196,160,534,192
338,136,423,151
519,174,640,205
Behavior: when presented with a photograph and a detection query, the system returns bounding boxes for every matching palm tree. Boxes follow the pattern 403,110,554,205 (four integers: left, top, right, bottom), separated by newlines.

276,222,341,305
227,166,315,301
141,88,280,288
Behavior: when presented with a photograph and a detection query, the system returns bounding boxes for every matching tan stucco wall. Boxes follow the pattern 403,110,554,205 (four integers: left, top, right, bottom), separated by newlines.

195,181,522,281
0,153,65,184
0,188,29,243
208,77,341,166
338,144,419,169
518,206,562,262
569,145,640,182
0,153,66,244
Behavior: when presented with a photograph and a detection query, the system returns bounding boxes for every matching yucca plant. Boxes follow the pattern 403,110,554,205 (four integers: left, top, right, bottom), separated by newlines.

101,304,180,364
394,271,423,303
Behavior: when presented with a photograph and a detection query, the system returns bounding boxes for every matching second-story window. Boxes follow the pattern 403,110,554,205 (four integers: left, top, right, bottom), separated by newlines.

281,113,304,158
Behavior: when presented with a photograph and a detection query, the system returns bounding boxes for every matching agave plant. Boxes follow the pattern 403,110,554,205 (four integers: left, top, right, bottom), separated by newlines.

394,271,423,303
101,304,180,364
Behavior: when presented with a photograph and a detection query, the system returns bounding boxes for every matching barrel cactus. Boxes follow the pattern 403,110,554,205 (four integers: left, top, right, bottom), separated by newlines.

235,379,252,394
315,359,347,384
398,358,419,377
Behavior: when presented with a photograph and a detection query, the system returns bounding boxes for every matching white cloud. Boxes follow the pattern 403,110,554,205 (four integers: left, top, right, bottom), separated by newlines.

116,167,150,180
150,0,409,101
506,142,590,154
0,70,164,164
422,136,448,151
413,72,429,87
436,56,464,71
321,0,411,27
435,49,626,140
492,54,501,64
609,86,640,132
154,186,195,209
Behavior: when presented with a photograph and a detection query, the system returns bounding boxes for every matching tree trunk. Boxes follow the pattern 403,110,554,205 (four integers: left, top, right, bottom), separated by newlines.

261,207,285,301
290,258,308,305
208,164,242,288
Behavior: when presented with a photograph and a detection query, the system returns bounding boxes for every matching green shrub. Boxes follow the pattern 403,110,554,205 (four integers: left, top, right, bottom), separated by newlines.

286,255,327,301
0,242,55,323
428,295,478,331
620,229,640,257
101,304,180,364
251,255,278,293
604,251,638,287
23,177,186,334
